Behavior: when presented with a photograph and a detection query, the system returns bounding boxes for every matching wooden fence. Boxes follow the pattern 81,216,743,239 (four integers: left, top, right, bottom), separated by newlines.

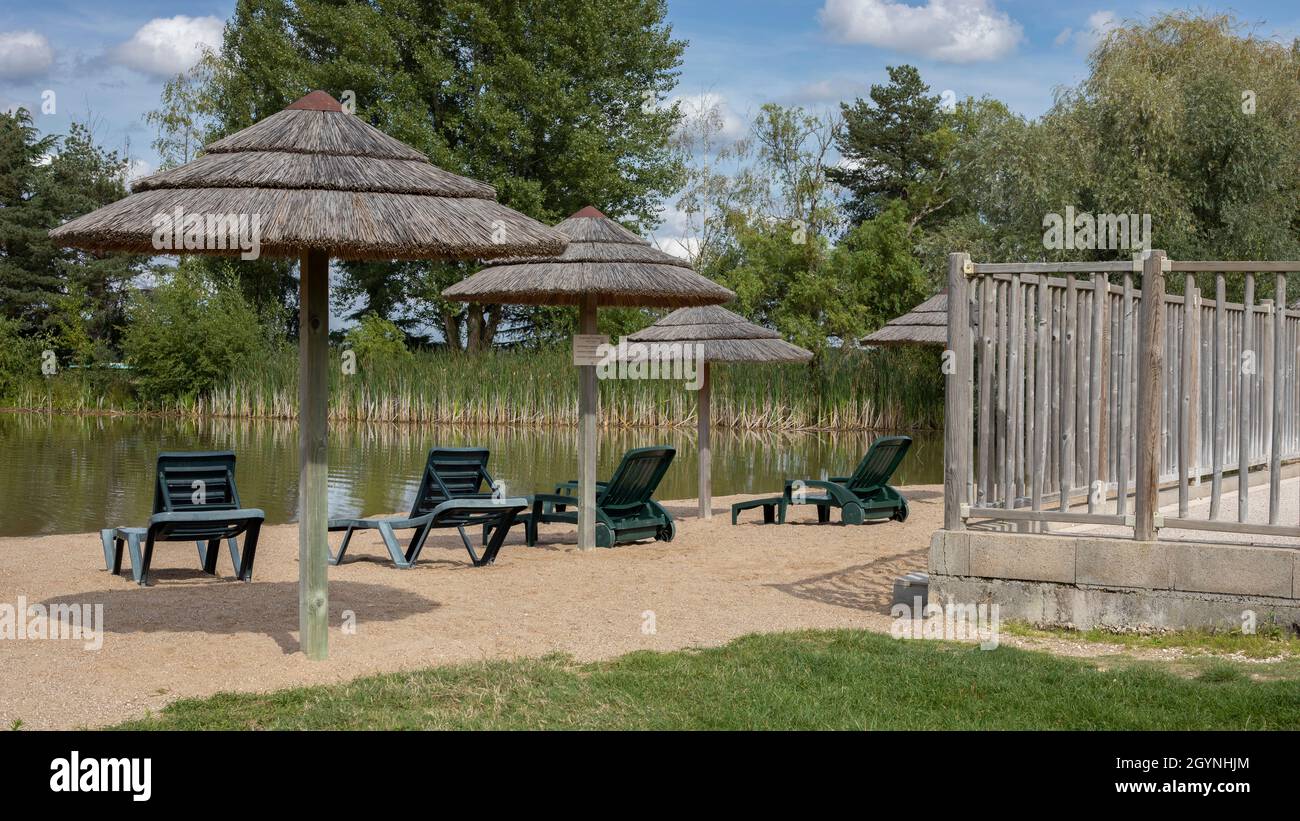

943,251,1300,541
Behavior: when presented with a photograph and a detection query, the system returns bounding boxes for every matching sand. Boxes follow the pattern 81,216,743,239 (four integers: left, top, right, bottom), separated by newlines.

0,488,941,729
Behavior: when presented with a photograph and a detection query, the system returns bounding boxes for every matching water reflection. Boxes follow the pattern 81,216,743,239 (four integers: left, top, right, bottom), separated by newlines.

0,413,941,536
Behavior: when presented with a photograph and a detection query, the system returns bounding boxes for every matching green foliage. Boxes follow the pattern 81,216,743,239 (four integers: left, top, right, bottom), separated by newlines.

120,263,273,402
343,314,413,370
0,318,46,400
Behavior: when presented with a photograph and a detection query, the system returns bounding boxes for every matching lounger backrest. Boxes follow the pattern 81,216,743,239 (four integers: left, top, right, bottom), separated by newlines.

599,446,675,511
846,436,912,493
153,451,242,514
411,447,495,517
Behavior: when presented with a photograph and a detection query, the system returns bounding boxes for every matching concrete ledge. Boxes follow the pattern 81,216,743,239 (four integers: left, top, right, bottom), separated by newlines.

929,528,1300,630
968,531,1075,584
930,574,1300,632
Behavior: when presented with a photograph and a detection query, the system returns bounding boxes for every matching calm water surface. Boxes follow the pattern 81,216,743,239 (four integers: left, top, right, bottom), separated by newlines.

0,413,941,536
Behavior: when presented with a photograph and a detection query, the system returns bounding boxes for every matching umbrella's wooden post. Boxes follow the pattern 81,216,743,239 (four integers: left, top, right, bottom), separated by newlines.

299,249,330,659
578,296,599,549
698,361,712,519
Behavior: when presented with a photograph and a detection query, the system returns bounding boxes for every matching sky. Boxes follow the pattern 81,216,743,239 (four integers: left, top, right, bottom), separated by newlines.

3,0,1300,315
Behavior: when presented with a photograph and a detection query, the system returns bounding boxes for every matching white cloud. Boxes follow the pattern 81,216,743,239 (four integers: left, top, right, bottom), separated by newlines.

819,0,1022,63
122,158,153,184
671,91,748,143
0,31,54,80
1055,11,1118,54
109,15,223,78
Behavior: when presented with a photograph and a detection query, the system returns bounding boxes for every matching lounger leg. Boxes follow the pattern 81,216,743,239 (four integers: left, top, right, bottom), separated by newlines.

112,536,126,576
200,539,220,575
328,527,354,566
378,522,414,568
235,522,259,581
457,525,484,566
226,537,244,580
762,504,775,524
817,505,830,524
137,532,156,586
100,529,117,572
477,512,518,566
404,521,433,565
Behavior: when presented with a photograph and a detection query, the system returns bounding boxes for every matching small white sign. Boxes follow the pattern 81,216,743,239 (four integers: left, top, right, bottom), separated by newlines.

573,334,609,366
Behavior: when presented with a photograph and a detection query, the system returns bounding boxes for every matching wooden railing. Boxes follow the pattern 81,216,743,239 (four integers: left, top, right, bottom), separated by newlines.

943,251,1300,542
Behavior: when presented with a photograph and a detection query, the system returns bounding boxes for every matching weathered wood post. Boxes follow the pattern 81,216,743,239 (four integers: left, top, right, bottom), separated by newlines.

697,361,712,519
944,252,972,530
1239,273,1254,522
578,294,599,549
299,248,330,660
1134,251,1166,541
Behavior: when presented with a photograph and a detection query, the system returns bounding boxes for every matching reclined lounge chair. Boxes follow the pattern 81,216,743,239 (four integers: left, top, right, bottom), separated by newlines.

100,451,265,586
731,435,912,525
524,446,676,548
328,447,527,567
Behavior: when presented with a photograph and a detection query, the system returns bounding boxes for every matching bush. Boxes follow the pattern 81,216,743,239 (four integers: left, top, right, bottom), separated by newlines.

0,317,47,400
120,264,271,402
342,314,413,373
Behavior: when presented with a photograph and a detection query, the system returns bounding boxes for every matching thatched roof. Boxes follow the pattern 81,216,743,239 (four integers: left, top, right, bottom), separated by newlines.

628,305,813,363
49,90,566,262
441,206,735,308
861,291,948,347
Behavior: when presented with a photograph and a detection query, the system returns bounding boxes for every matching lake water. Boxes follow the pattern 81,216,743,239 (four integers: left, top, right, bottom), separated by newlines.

0,412,941,536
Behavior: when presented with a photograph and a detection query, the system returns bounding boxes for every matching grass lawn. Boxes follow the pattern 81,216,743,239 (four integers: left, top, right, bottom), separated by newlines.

109,629,1300,730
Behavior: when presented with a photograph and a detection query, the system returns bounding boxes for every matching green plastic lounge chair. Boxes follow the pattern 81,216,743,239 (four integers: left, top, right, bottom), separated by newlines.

100,451,265,586
523,446,676,548
731,435,912,525
328,447,528,567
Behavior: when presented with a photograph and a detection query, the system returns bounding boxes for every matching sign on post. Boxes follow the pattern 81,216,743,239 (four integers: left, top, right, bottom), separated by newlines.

572,334,608,366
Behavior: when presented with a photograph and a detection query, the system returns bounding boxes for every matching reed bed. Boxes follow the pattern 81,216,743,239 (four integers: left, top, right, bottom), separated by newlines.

6,346,943,431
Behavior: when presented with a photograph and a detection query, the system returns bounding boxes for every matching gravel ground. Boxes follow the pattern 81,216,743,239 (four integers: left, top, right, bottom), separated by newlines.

0,487,941,729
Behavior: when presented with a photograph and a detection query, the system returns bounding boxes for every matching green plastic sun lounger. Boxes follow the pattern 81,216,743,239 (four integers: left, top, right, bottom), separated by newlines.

328,447,528,567
100,451,265,586
731,435,912,525
523,446,676,548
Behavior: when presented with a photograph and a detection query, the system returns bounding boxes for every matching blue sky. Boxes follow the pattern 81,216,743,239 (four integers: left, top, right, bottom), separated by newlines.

3,1,1299,181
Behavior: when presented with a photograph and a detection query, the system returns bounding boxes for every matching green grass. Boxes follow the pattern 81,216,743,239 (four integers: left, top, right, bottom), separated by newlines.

5,346,945,431
109,629,1300,730
1002,621,1300,659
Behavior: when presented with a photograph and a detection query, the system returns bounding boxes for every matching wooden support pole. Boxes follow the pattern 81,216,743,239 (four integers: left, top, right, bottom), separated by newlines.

697,361,712,519
1060,275,1077,510
944,252,972,530
1270,277,1286,523
1031,274,1049,519
1239,273,1254,522
1117,274,1133,516
298,248,330,660
578,295,599,549
1134,251,1166,541
978,274,995,505
1005,275,1022,510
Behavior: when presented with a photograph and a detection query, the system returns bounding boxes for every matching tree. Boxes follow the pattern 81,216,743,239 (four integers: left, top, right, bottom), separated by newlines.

152,0,689,349
0,110,144,354
830,65,952,230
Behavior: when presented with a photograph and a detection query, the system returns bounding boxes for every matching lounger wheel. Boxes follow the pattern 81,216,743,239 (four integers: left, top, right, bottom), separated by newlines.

892,501,909,522
595,522,614,548
658,520,676,542
841,502,865,525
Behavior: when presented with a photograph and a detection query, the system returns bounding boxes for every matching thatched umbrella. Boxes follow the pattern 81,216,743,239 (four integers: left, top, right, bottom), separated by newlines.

443,206,734,548
628,305,812,519
50,90,565,659
861,291,948,347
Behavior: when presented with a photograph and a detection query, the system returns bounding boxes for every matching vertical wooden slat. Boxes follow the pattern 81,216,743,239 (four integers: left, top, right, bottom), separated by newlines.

1060,275,1077,510
1188,286,1201,486
944,253,972,530
1005,275,1023,510
1270,279,1285,523
1032,274,1049,518
996,282,1008,505
978,276,995,505
1210,274,1226,518
1239,274,1254,522
1117,274,1133,516
1178,274,1194,516
1024,285,1037,508
1134,251,1166,541
1088,273,1105,512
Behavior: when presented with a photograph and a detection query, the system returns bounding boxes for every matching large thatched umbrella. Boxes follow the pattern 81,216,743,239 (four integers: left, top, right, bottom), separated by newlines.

628,305,812,519
49,90,565,659
443,206,734,548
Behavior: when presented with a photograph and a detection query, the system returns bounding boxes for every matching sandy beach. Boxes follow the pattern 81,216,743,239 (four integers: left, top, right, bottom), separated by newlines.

0,487,940,729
